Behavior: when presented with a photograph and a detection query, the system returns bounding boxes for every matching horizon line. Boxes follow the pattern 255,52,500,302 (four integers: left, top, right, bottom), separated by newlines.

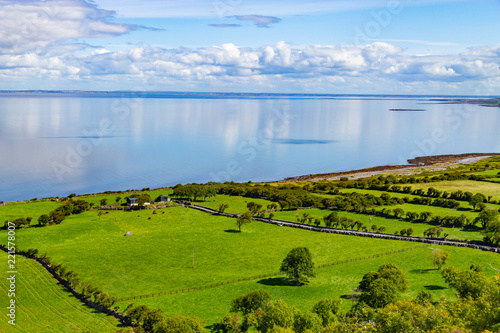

0,90,498,98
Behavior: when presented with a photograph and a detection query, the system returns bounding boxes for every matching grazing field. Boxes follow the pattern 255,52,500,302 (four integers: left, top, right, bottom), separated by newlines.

323,188,474,209
195,194,275,214
0,252,121,333
77,188,173,207
0,201,60,222
3,204,499,326
2,158,500,331
411,180,500,201
271,208,484,241
9,207,420,299
115,244,499,325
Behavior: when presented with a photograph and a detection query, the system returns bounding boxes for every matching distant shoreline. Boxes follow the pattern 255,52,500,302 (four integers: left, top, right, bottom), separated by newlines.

0,90,498,100
281,152,500,183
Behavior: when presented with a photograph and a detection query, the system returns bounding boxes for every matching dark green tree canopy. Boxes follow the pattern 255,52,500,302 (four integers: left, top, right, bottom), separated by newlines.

360,278,399,308
230,289,271,315
280,247,316,285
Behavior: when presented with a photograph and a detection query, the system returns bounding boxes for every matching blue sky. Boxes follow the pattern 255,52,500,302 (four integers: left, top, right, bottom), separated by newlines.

0,0,499,94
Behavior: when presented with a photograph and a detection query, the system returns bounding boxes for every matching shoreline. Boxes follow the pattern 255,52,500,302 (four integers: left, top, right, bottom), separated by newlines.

2,153,499,204
280,152,500,183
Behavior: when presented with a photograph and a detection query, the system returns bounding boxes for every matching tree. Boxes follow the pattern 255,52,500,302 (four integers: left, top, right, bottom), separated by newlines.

420,211,433,222
230,289,271,315
143,309,165,333
442,267,491,299
38,214,50,226
377,263,408,292
280,247,316,285
115,196,122,203
360,278,399,308
481,220,500,246
475,209,499,229
97,211,104,220
393,208,404,218
323,212,339,228
126,304,150,324
311,298,342,326
257,299,298,333
406,228,414,236
469,193,486,210
236,211,252,232
247,202,263,216
218,203,229,213
100,198,107,206
429,249,449,270
155,314,205,333
293,311,322,333
136,193,151,207
211,314,241,333
415,290,433,304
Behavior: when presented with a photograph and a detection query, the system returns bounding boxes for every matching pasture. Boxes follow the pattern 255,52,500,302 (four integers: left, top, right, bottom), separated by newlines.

0,252,121,333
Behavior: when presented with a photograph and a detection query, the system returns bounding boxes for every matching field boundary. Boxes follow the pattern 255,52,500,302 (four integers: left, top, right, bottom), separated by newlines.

116,245,428,302
0,244,133,328
175,201,500,254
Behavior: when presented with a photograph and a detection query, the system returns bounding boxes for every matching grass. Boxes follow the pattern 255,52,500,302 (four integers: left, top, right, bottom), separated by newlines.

410,180,500,202
194,194,275,214
0,201,60,222
115,245,500,325
77,188,173,207
0,252,121,333
271,208,484,241
2,204,499,326
8,207,420,299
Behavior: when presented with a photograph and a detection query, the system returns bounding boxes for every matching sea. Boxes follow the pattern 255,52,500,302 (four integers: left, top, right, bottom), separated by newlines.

0,91,499,202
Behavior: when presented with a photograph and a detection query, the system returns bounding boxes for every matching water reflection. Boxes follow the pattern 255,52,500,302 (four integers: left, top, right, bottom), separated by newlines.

0,96,498,202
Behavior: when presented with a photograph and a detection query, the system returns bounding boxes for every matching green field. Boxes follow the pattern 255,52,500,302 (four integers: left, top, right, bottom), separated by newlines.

0,252,121,333
2,204,499,326
0,201,60,222
271,208,484,241
411,180,500,201
116,245,499,325
194,194,275,214
2,159,500,331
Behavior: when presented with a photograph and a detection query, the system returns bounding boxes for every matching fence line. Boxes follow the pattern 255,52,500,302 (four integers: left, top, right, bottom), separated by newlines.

116,244,427,302
172,200,500,254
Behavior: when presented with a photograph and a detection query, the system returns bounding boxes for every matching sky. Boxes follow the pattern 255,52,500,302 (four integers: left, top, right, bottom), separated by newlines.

0,0,499,94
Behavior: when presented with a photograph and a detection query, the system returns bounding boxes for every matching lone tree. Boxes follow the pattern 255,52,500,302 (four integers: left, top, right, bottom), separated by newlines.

280,247,316,285
236,211,252,232
429,248,450,270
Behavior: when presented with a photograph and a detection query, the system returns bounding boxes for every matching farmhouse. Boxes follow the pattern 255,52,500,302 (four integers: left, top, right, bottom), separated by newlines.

155,195,170,203
126,197,137,206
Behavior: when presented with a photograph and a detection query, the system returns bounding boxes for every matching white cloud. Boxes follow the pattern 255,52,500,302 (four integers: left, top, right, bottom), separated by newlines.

0,0,136,55
1,39,499,94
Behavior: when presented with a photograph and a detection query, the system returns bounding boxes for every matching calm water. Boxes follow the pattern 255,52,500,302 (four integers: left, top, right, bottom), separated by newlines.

0,94,499,202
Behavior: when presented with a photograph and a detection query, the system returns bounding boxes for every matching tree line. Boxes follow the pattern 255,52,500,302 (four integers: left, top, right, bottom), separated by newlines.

2,198,91,229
